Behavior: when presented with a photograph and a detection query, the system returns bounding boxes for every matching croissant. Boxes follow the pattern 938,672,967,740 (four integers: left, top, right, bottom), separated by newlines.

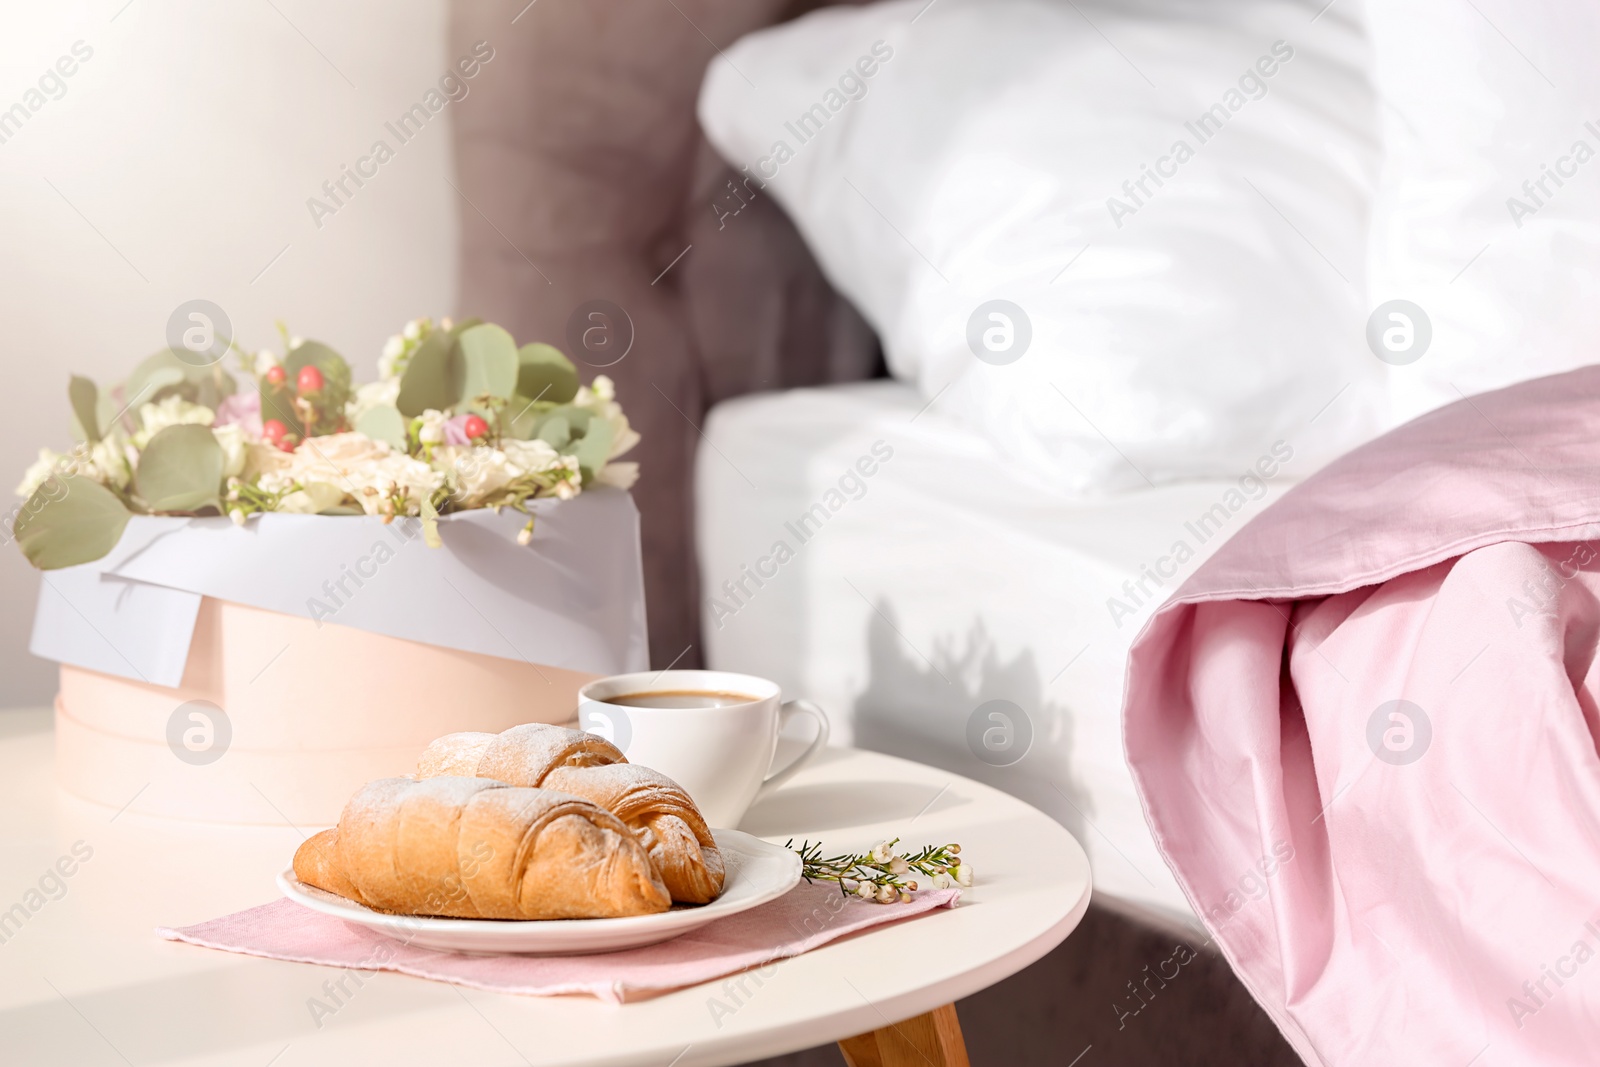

416,724,625,786
416,725,725,904
543,764,726,904
414,731,496,778
292,776,671,919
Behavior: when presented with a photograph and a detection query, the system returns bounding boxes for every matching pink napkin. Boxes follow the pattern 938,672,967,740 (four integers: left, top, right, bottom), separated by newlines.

156,882,961,1003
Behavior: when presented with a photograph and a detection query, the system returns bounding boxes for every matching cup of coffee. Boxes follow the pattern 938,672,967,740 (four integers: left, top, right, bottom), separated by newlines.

576,670,829,828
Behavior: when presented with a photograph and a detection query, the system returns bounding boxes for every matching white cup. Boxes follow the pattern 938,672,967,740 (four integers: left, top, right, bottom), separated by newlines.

576,669,830,828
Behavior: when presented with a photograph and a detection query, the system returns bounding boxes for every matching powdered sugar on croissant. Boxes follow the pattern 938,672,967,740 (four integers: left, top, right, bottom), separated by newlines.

415,732,495,778
542,763,725,904
293,776,670,919
415,723,625,786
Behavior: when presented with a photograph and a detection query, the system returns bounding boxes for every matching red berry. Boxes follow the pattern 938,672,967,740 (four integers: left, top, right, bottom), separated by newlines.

296,365,324,395
278,438,297,453
264,365,286,386
462,414,489,440
262,419,288,445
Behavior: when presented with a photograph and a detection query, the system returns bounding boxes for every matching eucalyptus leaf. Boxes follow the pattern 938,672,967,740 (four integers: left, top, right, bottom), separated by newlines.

125,349,237,411
562,406,593,435
516,343,579,405
124,352,187,410
135,424,225,512
537,415,571,449
573,418,615,484
95,389,121,438
191,365,238,410
503,395,547,439
13,475,131,570
68,376,100,443
456,323,519,402
283,340,350,386
355,404,408,450
395,330,456,416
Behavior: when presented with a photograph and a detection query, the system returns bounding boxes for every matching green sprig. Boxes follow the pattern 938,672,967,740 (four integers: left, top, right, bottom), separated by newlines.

787,837,970,903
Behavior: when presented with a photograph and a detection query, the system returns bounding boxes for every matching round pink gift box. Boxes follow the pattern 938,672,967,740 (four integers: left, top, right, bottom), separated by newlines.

53,596,592,825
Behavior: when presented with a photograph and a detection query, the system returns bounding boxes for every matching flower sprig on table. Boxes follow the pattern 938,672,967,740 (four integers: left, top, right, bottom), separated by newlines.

789,838,972,904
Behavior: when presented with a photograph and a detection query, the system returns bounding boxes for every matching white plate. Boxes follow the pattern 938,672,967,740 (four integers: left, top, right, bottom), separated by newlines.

276,828,801,955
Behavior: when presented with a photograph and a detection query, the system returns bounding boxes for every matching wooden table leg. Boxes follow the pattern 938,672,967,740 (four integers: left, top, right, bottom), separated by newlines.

837,1003,971,1067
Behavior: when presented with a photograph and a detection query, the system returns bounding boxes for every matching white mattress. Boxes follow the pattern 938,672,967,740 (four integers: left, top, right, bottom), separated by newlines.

696,381,1300,920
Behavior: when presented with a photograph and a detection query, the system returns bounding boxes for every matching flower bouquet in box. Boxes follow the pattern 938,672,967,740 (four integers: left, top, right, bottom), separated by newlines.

13,317,649,827
13,316,638,567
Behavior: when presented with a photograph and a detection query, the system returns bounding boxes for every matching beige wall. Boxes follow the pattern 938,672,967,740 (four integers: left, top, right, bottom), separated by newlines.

0,0,461,707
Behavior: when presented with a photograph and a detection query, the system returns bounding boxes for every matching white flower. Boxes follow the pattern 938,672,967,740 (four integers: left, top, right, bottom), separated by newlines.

869,842,893,865
282,432,440,517
16,448,61,498
500,438,563,475
954,863,973,887
856,882,875,899
289,335,304,350
888,855,910,875
608,414,641,459
239,431,435,518
347,378,400,422
86,437,130,489
254,349,280,377
403,319,423,341
134,395,215,448
229,508,246,526
595,461,639,490
417,409,448,445
516,521,533,546
295,432,392,471
441,445,518,507
278,482,345,514
244,441,294,484
365,454,442,516
211,424,248,479
378,335,407,380
572,385,612,418
592,375,615,403
930,872,953,890
874,884,898,904
256,469,294,496
553,474,580,501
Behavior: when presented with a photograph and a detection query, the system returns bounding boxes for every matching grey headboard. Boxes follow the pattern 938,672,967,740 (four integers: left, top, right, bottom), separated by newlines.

449,0,879,668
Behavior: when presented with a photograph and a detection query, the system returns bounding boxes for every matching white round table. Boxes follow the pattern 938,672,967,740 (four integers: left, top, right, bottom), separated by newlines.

0,709,1092,1066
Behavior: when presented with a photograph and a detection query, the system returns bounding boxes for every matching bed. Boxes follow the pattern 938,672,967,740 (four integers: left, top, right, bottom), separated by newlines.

453,0,1600,1059
697,379,1297,923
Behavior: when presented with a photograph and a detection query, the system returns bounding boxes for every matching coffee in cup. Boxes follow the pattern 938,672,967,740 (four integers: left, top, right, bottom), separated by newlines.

577,670,829,828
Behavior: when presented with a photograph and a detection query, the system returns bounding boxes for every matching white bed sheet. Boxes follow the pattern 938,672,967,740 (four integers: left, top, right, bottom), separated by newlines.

697,381,1301,920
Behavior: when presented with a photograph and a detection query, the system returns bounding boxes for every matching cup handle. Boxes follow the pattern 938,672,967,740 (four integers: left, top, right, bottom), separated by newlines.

756,699,830,800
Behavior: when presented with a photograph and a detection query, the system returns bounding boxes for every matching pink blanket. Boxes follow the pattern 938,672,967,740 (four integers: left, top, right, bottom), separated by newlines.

1124,367,1600,1065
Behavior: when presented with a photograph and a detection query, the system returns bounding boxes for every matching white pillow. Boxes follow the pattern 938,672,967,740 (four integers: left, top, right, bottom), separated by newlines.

1365,0,1600,423
699,0,1386,494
